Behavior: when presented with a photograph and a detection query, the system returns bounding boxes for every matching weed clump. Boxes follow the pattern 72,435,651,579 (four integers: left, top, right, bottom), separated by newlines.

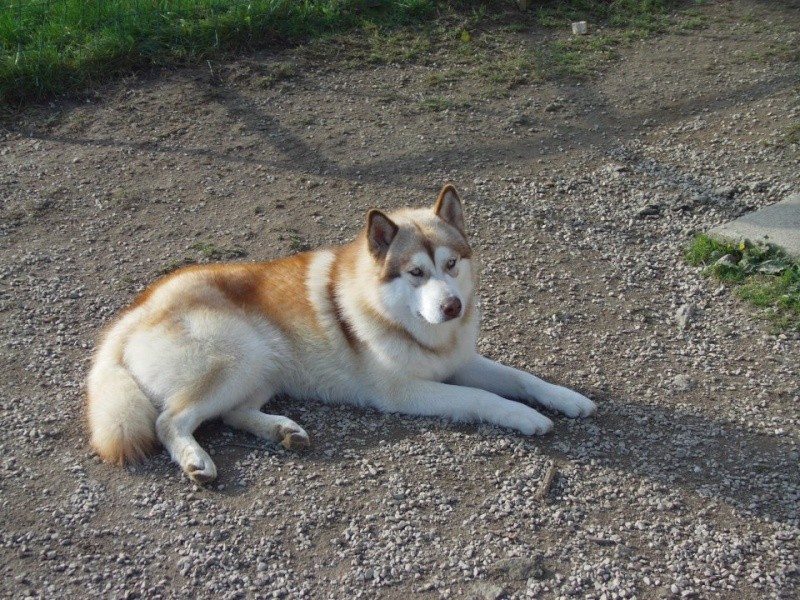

686,234,800,331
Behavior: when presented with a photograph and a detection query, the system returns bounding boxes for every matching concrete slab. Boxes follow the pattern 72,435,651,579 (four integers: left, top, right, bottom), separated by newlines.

708,193,800,260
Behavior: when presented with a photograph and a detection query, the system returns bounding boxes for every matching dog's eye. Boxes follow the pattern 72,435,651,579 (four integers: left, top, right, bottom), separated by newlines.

445,257,458,270
408,267,423,277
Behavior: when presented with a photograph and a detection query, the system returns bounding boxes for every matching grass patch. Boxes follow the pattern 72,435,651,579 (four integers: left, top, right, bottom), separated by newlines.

257,62,298,89
156,256,197,276
533,0,678,34
190,241,247,260
537,33,620,79
676,8,707,31
2,0,711,105
363,23,433,64
422,67,466,89
481,49,539,91
0,0,439,104
783,122,800,147
277,228,310,252
686,234,800,331
529,0,687,79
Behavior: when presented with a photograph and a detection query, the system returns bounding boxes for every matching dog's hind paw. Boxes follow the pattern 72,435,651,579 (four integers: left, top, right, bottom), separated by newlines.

279,425,311,451
181,447,218,484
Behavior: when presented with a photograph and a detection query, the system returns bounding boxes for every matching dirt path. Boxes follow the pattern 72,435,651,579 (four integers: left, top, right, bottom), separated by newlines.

1,1,799,598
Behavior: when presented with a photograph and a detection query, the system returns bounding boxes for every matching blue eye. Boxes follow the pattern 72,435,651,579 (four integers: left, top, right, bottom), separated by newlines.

409,267,423,277
446,258,457,269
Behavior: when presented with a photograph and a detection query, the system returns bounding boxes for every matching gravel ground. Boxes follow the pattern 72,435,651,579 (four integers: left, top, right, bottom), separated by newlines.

1,1,799,598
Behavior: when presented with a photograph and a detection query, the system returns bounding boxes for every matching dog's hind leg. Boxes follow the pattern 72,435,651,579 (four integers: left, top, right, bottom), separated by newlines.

223,393,310,451
155,358,271,484
156,404,218,484
127,308,292,482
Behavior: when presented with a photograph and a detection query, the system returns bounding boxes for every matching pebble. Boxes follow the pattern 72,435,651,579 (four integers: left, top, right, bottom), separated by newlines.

676,304,695,330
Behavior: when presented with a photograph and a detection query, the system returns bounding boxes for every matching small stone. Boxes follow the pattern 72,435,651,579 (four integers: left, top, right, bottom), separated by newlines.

636,204,661,218
676,304,694,330
491,557,545,581
571,21,588,35
715,254,738,268
466,582,505,600
671,374,695,393
714,186,736,199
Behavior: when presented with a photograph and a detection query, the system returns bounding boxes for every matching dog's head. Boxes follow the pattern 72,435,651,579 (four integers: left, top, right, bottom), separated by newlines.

366,184,474,326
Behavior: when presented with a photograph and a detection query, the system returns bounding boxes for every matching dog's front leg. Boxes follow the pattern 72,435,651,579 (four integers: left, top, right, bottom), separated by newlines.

448,355,596,418
389,380,553,435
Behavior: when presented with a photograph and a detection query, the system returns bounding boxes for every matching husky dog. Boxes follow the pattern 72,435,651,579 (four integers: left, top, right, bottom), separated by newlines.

87,184,596,483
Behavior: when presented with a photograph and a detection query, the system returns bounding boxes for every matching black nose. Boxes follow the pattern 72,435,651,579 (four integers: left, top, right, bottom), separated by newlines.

441,297,462,320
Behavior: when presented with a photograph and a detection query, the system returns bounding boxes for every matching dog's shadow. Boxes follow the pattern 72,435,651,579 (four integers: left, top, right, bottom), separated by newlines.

166,393,799,526
545,393,798,524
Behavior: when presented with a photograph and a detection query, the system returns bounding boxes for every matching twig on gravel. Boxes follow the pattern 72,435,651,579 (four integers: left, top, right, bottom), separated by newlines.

534,465,558,502
220,442,266,451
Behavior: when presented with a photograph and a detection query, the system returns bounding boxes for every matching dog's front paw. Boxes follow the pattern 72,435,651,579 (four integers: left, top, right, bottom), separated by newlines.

496,403,553,436
542,387,597,418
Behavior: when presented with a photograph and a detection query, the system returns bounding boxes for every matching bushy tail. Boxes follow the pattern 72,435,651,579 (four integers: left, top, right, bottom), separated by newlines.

86,317,158,465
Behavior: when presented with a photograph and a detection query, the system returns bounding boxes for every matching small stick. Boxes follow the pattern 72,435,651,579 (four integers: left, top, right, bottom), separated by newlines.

221,442,265,451
534,465,557,502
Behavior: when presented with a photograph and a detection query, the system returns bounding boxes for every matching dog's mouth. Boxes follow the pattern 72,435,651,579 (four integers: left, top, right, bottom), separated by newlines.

415,310,431,323
415,310,437,325
415,310,460,325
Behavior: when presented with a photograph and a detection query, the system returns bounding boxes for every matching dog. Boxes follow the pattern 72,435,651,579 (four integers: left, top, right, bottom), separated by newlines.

86,184,596,483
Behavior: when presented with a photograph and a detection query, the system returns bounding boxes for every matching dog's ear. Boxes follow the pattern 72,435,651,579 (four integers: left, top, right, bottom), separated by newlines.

434,183,465,234
366,209,398,260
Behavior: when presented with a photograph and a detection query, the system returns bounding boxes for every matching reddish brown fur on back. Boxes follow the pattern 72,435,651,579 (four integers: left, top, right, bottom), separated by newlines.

215,255,319,336
119,255,322,352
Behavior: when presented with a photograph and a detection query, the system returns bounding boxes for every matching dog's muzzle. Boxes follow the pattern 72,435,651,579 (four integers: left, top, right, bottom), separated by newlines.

441,296,462,321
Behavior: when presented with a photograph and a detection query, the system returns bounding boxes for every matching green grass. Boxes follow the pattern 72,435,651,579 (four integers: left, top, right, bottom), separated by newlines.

529,0,692,79
156,256,197,276
363,22,433,64
533,0,679,34
783,123,800,147
190,241,247,260
1,0,703,105
256,61,297,89
686,234,800,331
536,33,620,79
277,228,310,252
0,0,438,104
481,49,539,90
